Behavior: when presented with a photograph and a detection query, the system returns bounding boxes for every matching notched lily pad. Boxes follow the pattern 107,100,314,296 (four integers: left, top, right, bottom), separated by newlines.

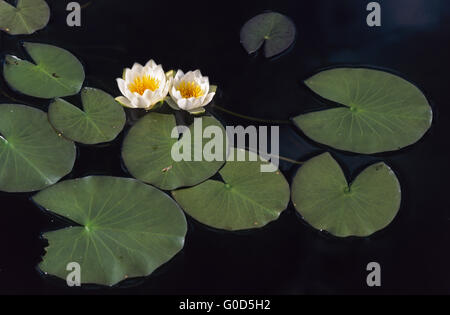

122,112,227,190
293,68,433,154
33,176,187,286
0,0,50,35
240,12,296,58
48,87,126,144
0,104,76,192
291,152,401,237
3,42,85,98
172,149,290,231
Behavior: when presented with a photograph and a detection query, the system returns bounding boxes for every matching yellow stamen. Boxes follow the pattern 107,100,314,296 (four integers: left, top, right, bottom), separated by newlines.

177,81,204,98
128,75,160,95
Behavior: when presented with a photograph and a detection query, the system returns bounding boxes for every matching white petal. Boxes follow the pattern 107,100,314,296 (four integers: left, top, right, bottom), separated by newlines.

202,92,215,106
161,77,172,98
174,89,183,100
132,95,148,108
174,69,184,82
117,81,135,101
183,97,202,111
115,96,134,108
144,59,157,69
142,89,156,102
177,98,189,110
124,68,134,82
193,69,202,79
142,65,153,76
116,78,128,96
183,71,196,82
128,67,143,83
169,86,176,100
169,85,182,101
154,66,166,84
199,81,209,95
119,78,134,100
200,75,209,85
149,90,165,105
131,62,144,73
198,93,207,104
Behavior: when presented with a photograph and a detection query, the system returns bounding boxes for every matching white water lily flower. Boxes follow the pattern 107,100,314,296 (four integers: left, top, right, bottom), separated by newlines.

168,70,215,113
115,60,172,109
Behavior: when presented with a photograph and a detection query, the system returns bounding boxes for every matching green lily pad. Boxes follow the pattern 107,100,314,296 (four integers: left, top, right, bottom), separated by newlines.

0,0,50,35
293,68,433,154
33,176,187,286
172,149,290,231
3,42,85,98
291,152,401,237
240,12,296,58
122,112,226,190
0,104,76,192
48,87,126,144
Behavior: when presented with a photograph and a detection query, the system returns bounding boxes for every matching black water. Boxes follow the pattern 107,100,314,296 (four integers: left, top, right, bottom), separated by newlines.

0,0,449,294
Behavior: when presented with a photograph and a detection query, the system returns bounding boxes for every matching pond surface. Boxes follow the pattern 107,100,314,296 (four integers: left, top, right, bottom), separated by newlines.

0,0,449,294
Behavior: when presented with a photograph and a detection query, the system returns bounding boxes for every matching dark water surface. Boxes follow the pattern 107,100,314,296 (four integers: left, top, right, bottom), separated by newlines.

0,0,449,294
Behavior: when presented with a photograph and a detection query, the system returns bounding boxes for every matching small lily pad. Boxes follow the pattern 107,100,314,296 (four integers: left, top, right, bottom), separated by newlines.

291,153,401,237
122,113,226,190
0,0,50,35
33,176,187,286
240,12,296,58
172,149,290,231
48,87,126,144
0,104,76,192
3,42,85,98
293,68,433,154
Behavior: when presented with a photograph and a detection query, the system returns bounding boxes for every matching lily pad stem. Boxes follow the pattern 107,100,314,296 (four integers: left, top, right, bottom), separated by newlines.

211,104,292,125
245,148,303,165
271,154,303,165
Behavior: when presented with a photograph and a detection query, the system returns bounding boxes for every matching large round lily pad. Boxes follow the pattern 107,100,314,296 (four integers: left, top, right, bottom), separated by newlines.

0,0,50,35
122,113,226,190
48,87,126,144
33,176,187,286
0,104,76,192
172,149,290,231
293,68,433,154
3,42,85,98
240,12,296,58
291,152,401,237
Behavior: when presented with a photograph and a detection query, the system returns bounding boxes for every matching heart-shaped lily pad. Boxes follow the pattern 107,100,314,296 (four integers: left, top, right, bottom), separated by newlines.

122,112,226,190
172,149,290,231
3,42,85,98
240,12,296,58
291,152,401,237
33,176,187,286
48,87,126,144
293,68,432,154
0,104,76,192
0,0,50,35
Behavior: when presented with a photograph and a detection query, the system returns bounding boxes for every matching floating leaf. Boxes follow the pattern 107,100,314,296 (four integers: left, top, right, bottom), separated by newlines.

3,42,85,98
291,153,401,237
172,149,290,231
122,113,226,190
293,68,432,154
48,87,126,144
0,0,50,35
0,104,76,192
33,176,187,286
240,12,296,58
